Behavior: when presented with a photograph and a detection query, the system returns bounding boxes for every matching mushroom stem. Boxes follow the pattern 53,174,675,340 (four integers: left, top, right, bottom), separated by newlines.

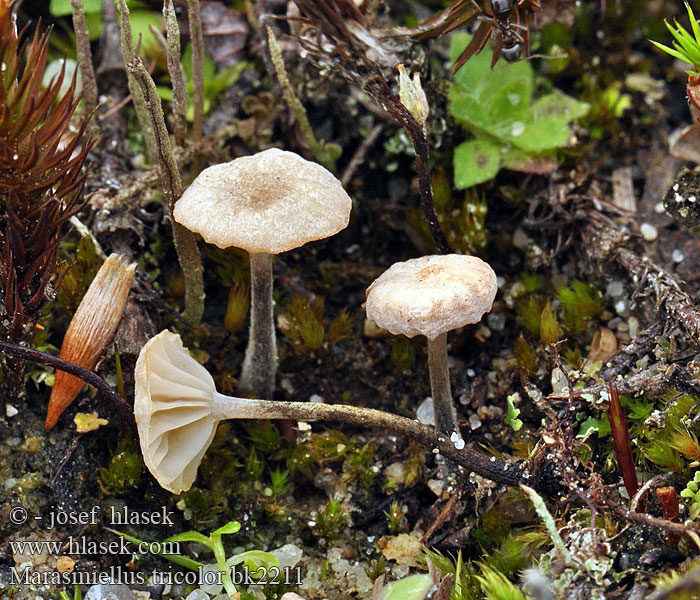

211,394,526,486
427,332,458,436
239,252,277,398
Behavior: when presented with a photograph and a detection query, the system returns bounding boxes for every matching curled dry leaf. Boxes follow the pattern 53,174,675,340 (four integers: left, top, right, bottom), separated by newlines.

46,254,136,431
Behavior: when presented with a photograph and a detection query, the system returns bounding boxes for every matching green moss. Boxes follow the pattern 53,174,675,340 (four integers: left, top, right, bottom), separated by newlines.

389,336,416,373
279,293,352,352
556,280,603,336
384,500,405,534
315,496,348,539
98,440,143,495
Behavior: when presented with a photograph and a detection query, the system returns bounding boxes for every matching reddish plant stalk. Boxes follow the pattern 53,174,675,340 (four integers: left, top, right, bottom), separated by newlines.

607,380,641,510
655,486,681,548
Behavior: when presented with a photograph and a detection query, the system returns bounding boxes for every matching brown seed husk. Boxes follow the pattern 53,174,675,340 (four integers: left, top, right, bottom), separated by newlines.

45,254,136,431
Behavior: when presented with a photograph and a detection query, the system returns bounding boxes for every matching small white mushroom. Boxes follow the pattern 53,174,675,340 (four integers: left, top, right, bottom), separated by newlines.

173,149,352,399
135,330,271,493
365,255,497,437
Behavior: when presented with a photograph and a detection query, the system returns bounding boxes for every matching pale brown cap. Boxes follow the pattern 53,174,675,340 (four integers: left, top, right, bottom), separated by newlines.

365,255,497,340
134,330,218,494
173,148,352,254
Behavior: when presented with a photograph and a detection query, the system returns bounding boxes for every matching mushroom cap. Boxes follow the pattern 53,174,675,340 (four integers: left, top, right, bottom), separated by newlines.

365,254,497,340
134,330,218,494
173,148,352,254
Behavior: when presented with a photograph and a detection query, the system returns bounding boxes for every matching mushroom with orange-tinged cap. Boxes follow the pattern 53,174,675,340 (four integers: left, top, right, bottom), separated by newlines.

365,254,497,439
173,149,352,400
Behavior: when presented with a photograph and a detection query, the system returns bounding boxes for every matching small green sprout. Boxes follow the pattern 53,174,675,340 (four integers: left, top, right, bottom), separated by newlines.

108,520,278,597
505,395,523,432
651,2,700,74
59,585,82,600
380,574,433,600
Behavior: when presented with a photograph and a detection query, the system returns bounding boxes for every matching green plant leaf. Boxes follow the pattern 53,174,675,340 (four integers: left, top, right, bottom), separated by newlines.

449,88,494,130
507,117,573,152
105,528,203,571
502,146,557,174
50,0,102,16
531,92,590,121
450,33,533,105
380,574,433,600
211,520,242,537
485,80,532,133
454,138,502,189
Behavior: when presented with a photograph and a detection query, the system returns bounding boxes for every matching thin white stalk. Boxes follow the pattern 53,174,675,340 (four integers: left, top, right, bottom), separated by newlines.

239,252,276,398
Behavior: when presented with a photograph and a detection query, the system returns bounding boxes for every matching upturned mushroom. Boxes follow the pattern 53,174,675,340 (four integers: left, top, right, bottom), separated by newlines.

173,148,352,399
135,329,521,494
365,255,497,438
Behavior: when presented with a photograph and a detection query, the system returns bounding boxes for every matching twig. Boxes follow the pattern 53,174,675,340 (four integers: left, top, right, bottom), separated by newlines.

88,124,236,212
126,57,205,326
0,342,135,429
584,221,700,345
341,123,383,188
70,0,98,121
608,502,697,538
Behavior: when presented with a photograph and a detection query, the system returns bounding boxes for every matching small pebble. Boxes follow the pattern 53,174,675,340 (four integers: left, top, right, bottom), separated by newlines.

469,414,482,430
654,201,666,213
280,378,294,394
512,228,532,249
416,397,435,426
614,299,629,317
427,478,444,496
606,281,624,298
487,313,506,332
85,584,137,600
672,249,684,263
628,316,639,338
450,431,465,450
640,223,658,241
608,317,623,329
477,324,491,339
5,404,17,417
